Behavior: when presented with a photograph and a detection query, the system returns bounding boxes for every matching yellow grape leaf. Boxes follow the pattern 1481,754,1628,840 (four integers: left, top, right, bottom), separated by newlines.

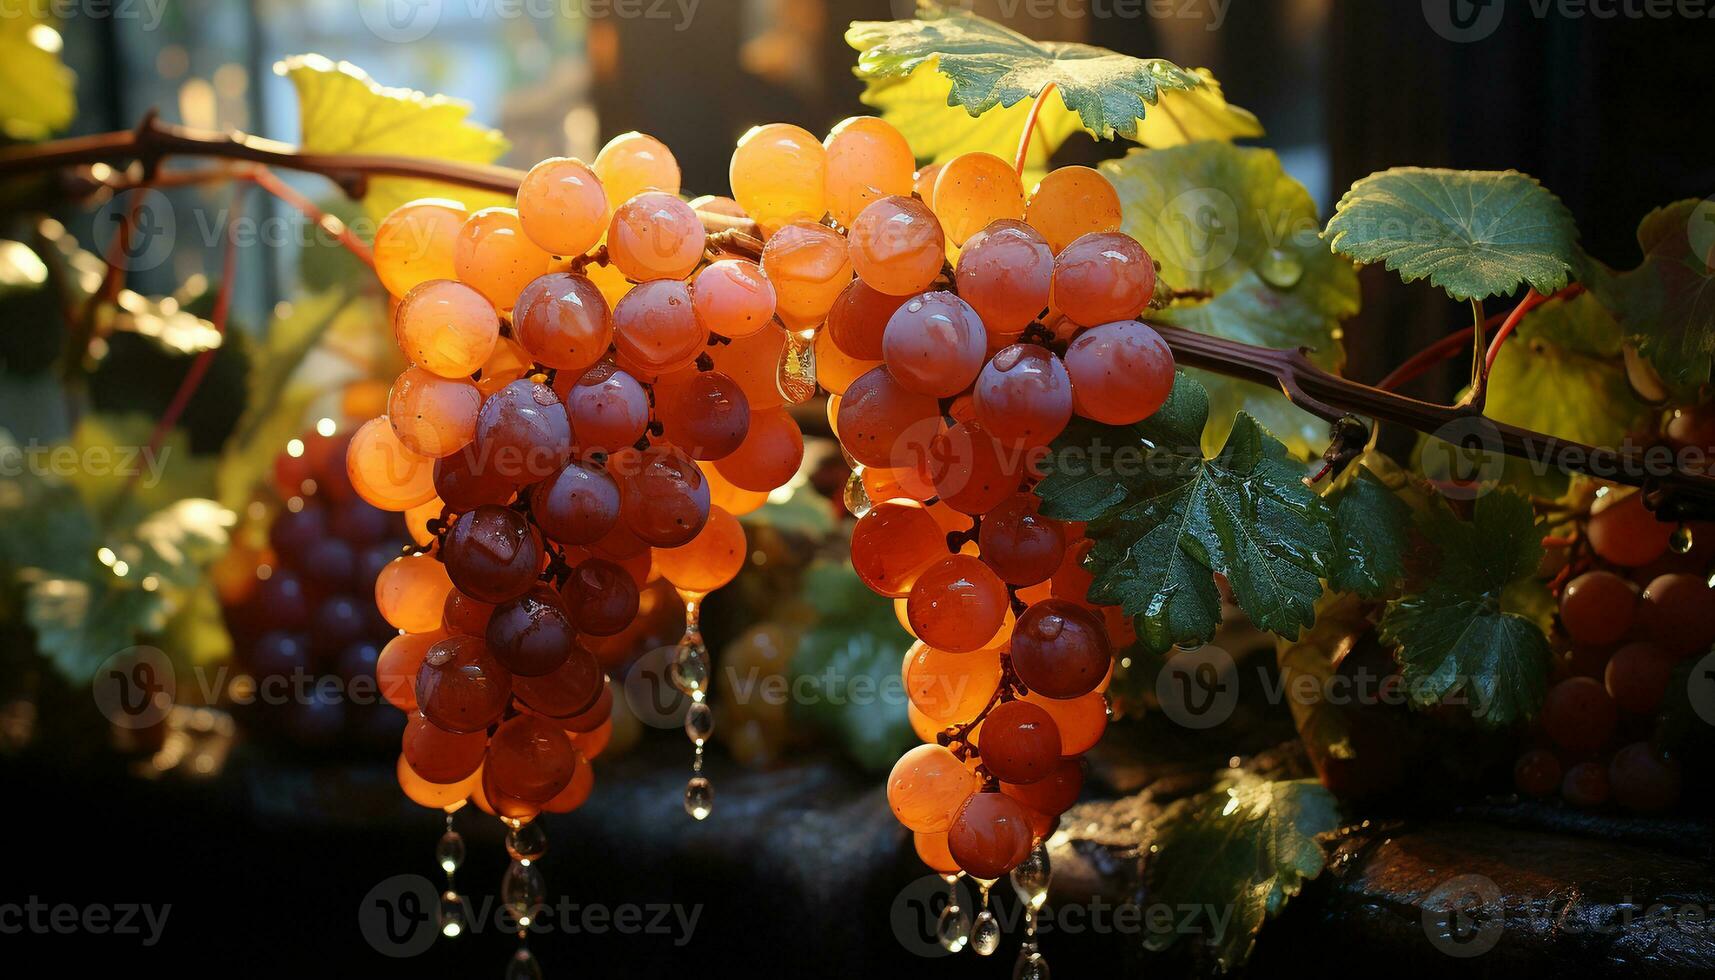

1134,69,1262,147
276,55,512,225
861,62,1084,182
0,7,75,140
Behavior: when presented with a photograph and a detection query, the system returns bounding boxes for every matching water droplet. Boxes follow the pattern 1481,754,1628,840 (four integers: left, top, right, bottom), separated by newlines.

776,329,818,405
1013,946,1051,980
971,909,1002,956
670,629,710,696
844,468,874,518
1010,843,1051,909
1258,247,1303,289
685,701,714,745
506,821,548,862
1037,613,1065,640
1670,524,1694,555
505,946,544,980
436,830,465,874
499,860,546,928
438,890,468,938
684,775,713,820
937,900,973,953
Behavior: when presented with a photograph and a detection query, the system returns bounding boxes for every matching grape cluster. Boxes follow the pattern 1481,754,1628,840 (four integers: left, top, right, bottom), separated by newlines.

221,421,409,746
1525,474,1715,813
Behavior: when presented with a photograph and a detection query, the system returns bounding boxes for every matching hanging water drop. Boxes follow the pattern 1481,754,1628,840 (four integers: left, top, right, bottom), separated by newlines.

777,327,818,404
438,890,468,938
971,909,1001,956
843,466,874,518
684,775,714,819
936,900,973,953
506,821,548,862
685,700,714,745
1670,524,1694,555
1013,944,1051,980
1010,843,1051,910
1258,247,1303,289
436,830,465,875
505,946,544,980
671,593,711,698
500,860,546,928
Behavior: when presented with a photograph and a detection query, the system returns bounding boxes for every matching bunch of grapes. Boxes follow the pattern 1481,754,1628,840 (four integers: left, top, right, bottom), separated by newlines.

1522,466,1715,813
221,420,410,747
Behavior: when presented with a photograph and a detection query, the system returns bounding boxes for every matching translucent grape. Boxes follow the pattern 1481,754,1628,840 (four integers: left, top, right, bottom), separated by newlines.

376,552,455,633
396,755,479,809
607,191,705,282
1011,599,1111,699
375,199,465,298
692,259,776,338
453,207,554,311
979,494,1066,585
712,408,803,493
705,465,770,516
907,555,1009,654
513,643,604,718
416,634,513,734
852,500,952,597
836,366,943,469
473,336,533,398
517,157,609,257
1064,321,1175,425
347,416,438,511
388,366,481,458
1024,690,1107,755
932,152,1026,247
560,558,640,636
486,584,576,677
1558,570,1636,647
760,220,852,330
1052,232,1156,327
513,272,612,372
432,444,516,511
486,714,578,802
1542,676,1616,753
402,711,488,784
1588,490,1673,567
914,831,962,875
475,379,572,485
593,131,682,208
709,324,787,411
1640,573,1715,658
1026,166,1124,254
442,504,544,603
914,163,943,211
955,220,1053,341
849,196,946,297
654,505,746,593
555,362,650,453
904,640,1002,724
730,123,827,233
824,116,916,226
376,630,448,711
533,459,621,546
612,279,705,377
976,700,1061,784
947,791,1035,879
828,278,909,361
1513,748,1561,796
887,743,980,833
656,370,751,460
927,420,1021,516
813,327,880,396
1000,756,1085,818
618,445,711,547
393,279,500,380
1605,641,1674,715
442,589,496,637
880,292,987,398
978,349,1065,446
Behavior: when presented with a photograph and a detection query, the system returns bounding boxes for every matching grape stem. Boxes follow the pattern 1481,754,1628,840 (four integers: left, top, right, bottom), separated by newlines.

5,119,1713,516
1014,83,1057,177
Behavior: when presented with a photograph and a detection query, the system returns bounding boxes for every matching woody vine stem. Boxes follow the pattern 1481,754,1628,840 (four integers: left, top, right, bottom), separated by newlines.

3,113,1712,517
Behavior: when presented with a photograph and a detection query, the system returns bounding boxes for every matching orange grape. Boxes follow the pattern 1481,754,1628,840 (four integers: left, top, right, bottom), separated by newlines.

1065,321,1175,425
882,291,987,397
814,327,880,395
1024,690,1107,755
908,555,1009,653
887,743,980,833
948,791,1034,878
713,408,803,492
956,219,1053,337
976,699,1061,784
375,552,455,633
592,131,682,207
655,370,750,460
473,336,534,398
1052,232,1156,327
654,505,747,593
824,116,915,226
1026,166,1123,253
1588,489,1674,567
397,754,478,810
705,465,769,516
760,220,852,329
688,194,747,219
927,420,1020,515
453,207,554,311
416,634,513,734
387,366,481,458
914,830,961,875
973,343,1073,447
692,259,776,338
730,123,827,233
403,711,487,784
374,199,466,298
979,493,1066,586
905,640,1002,724
836,366,943,469
612,280,705,377
517,156,609,257
607,191,706,282
827,278,909,360
543,749,595,813
514,272,612,373
851,500,950,597
933,152,1026,247
376,629,448,711
393,279,499,380
347,416,438,511
404,497,444,548
848,195,945,297
708,323,787,411
914,163,944,211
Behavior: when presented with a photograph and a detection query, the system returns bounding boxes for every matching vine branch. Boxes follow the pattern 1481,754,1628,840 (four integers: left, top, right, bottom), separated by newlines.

4,119,1711,517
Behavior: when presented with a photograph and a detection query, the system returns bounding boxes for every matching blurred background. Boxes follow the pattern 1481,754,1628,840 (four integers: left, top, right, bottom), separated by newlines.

4,1,1713,976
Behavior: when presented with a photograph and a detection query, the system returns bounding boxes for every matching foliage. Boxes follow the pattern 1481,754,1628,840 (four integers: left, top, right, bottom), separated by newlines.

0,7,75,140
1577,199,1715,389
786,561,914,772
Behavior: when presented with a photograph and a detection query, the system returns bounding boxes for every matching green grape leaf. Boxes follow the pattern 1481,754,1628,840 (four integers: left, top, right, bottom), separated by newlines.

1577,199,1715,388
846,3,1259,148
1103,142,1357,458
1377,491,1552,726
1486,291,1651,450
786,561,912,772
277,55,511,224
25,576,168,683
1324,464,1413,600
1035,376,1334,654
857,62,1084,180
1324,168,1579,301
1144,773,1340,970
0,10,74,140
